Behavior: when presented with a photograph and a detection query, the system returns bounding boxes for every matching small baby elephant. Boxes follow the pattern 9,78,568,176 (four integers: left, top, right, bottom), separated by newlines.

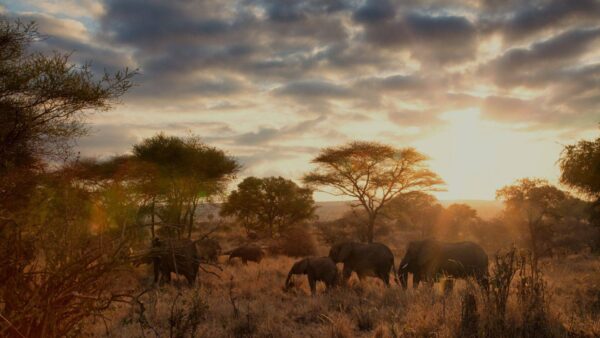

285,256,339,295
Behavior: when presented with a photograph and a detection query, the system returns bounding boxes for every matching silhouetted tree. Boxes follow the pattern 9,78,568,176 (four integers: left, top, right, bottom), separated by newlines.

0,18,135,338
303,141,443,242
220,176,315,238
559,135,600,200
496,178,567,267
0,19,134,215
133,134,240,239
382,191,442,237
559,135,600,250
438,203,480,240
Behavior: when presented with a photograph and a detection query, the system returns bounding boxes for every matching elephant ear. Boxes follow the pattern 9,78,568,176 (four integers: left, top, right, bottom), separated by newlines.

337,243,353,262
417,240,441,267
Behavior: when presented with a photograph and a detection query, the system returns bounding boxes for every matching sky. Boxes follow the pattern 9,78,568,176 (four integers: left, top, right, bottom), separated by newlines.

2,0,599,201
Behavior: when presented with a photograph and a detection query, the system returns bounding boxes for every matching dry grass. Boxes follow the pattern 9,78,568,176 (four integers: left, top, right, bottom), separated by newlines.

84,250,600,338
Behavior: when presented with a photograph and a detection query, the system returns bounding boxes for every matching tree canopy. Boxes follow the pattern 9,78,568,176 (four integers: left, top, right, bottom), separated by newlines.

220,176,315,238
132,134,240,238
496,178,567,265
559,135,600,199
0,18,135,337
303,141,443,242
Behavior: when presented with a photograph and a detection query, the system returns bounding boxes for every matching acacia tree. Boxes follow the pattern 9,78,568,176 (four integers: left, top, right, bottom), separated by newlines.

303,141,444,243
559,135,600,250
133,134,239,239
382,191,442,237
0,20,134,214
220,176,315,238
496,178,566,267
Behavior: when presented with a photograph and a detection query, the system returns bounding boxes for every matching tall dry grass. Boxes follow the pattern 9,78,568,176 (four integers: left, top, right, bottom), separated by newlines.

85,249,600,337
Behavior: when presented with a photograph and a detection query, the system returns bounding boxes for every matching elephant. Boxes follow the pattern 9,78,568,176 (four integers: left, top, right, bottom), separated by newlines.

196,238,221,262
225,244,264,264
328,242,398,286
149,238,200,286
398,239,489,290
284,257,339,295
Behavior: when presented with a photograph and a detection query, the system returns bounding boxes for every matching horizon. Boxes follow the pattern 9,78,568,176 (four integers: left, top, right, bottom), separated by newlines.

3,0,599,201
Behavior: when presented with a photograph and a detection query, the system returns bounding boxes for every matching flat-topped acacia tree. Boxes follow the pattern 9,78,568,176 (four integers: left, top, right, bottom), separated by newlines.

303,141,444,243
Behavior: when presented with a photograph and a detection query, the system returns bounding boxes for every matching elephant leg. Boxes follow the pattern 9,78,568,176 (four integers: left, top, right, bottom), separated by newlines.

185,269,196,286
162,270,171,285
413,274,420,289
379,270,390,287
308,275,317,296
342,266,353,285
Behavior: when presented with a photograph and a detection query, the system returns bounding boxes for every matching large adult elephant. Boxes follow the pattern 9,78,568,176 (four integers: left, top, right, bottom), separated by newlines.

328,242,397,286
150,238,200,285
398,239,488,289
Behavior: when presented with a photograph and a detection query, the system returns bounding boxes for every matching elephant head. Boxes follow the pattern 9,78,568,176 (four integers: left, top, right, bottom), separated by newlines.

398,239,440,288
328,242,354,263
284,258,309,288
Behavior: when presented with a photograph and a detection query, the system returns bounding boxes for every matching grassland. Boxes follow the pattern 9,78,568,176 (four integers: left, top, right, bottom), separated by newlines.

85,239,599,338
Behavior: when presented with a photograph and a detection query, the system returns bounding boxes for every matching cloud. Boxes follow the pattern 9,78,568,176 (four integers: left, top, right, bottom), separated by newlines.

4,0,599,152
357,11,477,64
275,80,352,98
493,0,600,42
75,124,139,157
233,115,326,145
486,27,600,87
353,0,395,23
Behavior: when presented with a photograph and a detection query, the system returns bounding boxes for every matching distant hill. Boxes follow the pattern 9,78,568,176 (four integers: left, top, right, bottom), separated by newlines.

314,199,503,221
439,200,503,220
197,199,503,222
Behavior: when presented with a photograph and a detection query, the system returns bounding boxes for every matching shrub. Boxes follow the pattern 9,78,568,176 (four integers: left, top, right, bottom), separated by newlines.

279,226,317,257
168,292,208,338
459,292,479,338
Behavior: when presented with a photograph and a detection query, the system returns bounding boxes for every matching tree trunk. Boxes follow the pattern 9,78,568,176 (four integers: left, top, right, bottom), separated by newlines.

150,198,155,238
187,202,196,240
367,214,375,243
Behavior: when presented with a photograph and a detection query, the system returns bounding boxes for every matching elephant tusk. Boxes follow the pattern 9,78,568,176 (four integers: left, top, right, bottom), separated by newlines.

401,263,408,269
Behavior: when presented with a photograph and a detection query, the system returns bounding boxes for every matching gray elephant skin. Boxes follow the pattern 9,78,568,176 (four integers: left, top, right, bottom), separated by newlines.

329,242,397,286
285,256,339,295
150,238,199,285
398,239,489,289
225,244,264,264
196,238,221,262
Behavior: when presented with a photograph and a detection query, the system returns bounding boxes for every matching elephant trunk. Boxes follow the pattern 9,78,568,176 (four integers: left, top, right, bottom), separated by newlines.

398,260,409,289
284,270,294,289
